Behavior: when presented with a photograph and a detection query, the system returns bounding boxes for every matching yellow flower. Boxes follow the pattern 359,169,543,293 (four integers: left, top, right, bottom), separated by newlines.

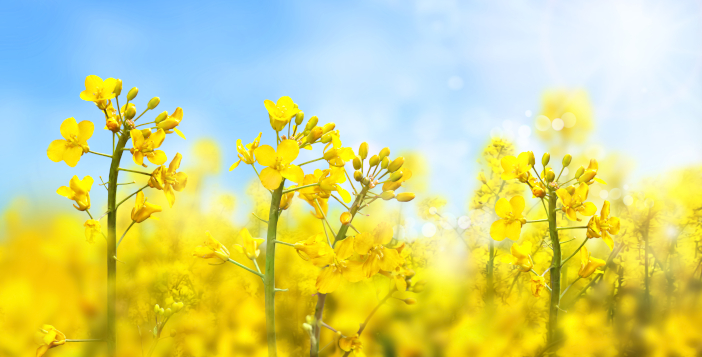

279,186,295,210
148,153,188,207
531,275,546,297
229,132,262,171
79,75,118,102
501,241,534,272
339,334,365,357
500,152,533,181
264,96,300,131
131,191,161,223
294,234,335,267
354,223,404,278
317,167,352,202
382,168,413,192
578,246,606,278
490,195,526,241
130,128,167,167
233,228,264,260
323,146,356,168
84,219,101,243
255,139,304,190
586,201,621,250
579,159,599,183
193,232,231,264
103,101,122,133
36,325,66,357
56,175,93,211
556,184,597,221
316,236,365,294
156,107,186,139
382,265,412,292
47,117,94,167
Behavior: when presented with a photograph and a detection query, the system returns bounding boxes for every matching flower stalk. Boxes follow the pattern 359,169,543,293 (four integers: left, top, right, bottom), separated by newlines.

546,192,562,350
264,180,286,357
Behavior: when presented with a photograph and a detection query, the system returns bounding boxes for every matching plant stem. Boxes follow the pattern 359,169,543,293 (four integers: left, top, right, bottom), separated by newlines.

560,276,581,299
282,183,318,194
116,220,136,249
118,167,152,176
546,189,562,353
298,157,324,166
557,225,587,231
561,237,589,267
264,181,285,357
66,339,103,342
310,294,326,357
228,258,264,279
89,150,113,158
486,238,495,305
341,290,394,357
107,130,130,357
527,219,549,223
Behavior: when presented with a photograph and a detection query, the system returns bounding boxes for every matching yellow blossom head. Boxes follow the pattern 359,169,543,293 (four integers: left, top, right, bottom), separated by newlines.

578,246,606,278
84,219,101,243
264,96,300,131
502,241,534,272
131,191,162,223
556,184,597,221
193,232,231,264
490,195,526,241
531,275,546,297
233,228,264,260
130,128,167,167
255,140,304,190
47,117,94,167
56,175,93,211
36,325,66,357
500,152,533,181
79,75,118,102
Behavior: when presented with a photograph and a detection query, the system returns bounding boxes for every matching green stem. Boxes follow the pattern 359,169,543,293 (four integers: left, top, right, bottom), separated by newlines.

557,225,587,231
264,181,285,357
228,258,264,279
66,339,103,342
298,157,324,166
282,183,318,194
527,219,549,223
89,150,113,159
547,189,562,352
107,130,130,357
560,276,581,299
341,289,394,357
116,221,136,249
118,167,152,176
561,237,589,267
486,238,495,305
114,185,150,211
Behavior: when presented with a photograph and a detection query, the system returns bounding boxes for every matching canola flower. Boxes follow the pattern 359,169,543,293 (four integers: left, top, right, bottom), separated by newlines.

44,75,188,357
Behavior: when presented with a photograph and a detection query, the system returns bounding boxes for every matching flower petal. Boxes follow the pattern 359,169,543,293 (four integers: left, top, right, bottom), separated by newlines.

495,198,512,218
490,219,507,241
63,146,83,167
77,120,94,142
280,164,304,184
277,139,299,165
60,117,79,140
255,145,277,166
47,140,68,162
147,150,168,166
259,167,283,190
316,266,341,294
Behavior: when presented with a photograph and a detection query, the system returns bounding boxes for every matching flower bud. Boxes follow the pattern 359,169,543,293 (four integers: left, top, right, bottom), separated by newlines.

305,116,319,131
353,157,362,170
389,171,403,182
369,155,380,167
141,129,152,139
381,156,389,169
323,150,337,161
354,170,363,181
403,298,417,305
396,192,415,202
412,280,426,293
478,172,487,184
124,105,137,120
154,304,161,314
321,133,332,144
145,97,159,110
532,186,546,198
379,147,390,160
361,176,371,186
114,79,123,96
579,171,596,183
164,308,173,317
545,169,555,182
340,212,352,225
566,186,576,195
542,152,550,166
575,166,585,179
359,142,368,160
295,111,305,125
322,123,335,134
96,100,110,110
388,157,404,172
380,191,395,200
562,154,572,167
306,127,323,144
154,111,168,123
127,87,138,101
526,151,536,166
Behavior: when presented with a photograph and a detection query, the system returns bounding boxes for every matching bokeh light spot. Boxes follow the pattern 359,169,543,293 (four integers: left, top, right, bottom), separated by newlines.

562,112,577,128
552,118,565,131
525,110,532,117
535,115,550,131
609,188,622,199
458,216,471,229
600,190,609,199
422,223,437,237
623,195,634,206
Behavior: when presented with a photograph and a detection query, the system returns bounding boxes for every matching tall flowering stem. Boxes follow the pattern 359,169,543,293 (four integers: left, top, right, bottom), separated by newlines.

546,190,561,346
106,131,130,355
265,181,285,357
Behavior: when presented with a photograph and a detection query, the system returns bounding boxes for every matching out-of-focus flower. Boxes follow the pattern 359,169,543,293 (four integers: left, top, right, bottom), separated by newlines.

354,223,404,278
556,184,597,221
229,132,262,171
84,219,101,243
149,153,188,207
233,228,264,260
79,75,118,102
47,117,94,167
316,237,365,293
156,107,186,139
130,129,167,167
501,152,533,181
294,234,335,266
339,334,365,357
36,325,66,357
56,175,93,211
578,246,605,278
131,191,161,223
193,232,231,264
531,275,546,297
255,140,304,190
586,201,621,250
490,196,526,241
579,159,603,184
264,96,300,131
501,241,534,272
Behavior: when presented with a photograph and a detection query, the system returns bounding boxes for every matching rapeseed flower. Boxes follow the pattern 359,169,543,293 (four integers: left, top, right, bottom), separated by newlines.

490,195,526,241
255,139,304,190
47,117,94,167
56,175,93,211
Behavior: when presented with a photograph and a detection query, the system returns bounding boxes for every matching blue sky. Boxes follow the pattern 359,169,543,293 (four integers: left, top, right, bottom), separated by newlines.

1,0,701,219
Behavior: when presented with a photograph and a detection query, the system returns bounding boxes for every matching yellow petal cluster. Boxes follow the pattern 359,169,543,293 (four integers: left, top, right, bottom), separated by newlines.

56,175,93,211
131,191,161,223
255,140,304,190
556,184,597,221
489,196,526,241
264,96,300,131
578,246,606,278
148,153,188,207
193,232,231,264
47,118,94,167
233,228,264,260
586,200,621,250
130,129,167,167
36,325,66,357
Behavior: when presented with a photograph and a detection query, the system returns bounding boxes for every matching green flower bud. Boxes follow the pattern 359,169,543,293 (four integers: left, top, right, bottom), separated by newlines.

354,170,363,181
389,171,403,182
124,105,137,120
388,157,405,173
380,191,396,200
526,151,535,166
396,192,415,202
322,123,335,134
305,116,319,131
379,147,390,160
154,304,160,314
353,157,362,170
381,156,389,169
321,133,332,144
545,168,555,182
575,166,585,179
127,87,138,101
154,111,168,124
369,155,380,167
359,142,368,160
562,154,572,167
147,97,160,110
295,111,305,126
542,152,550,166
114,79,123,96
